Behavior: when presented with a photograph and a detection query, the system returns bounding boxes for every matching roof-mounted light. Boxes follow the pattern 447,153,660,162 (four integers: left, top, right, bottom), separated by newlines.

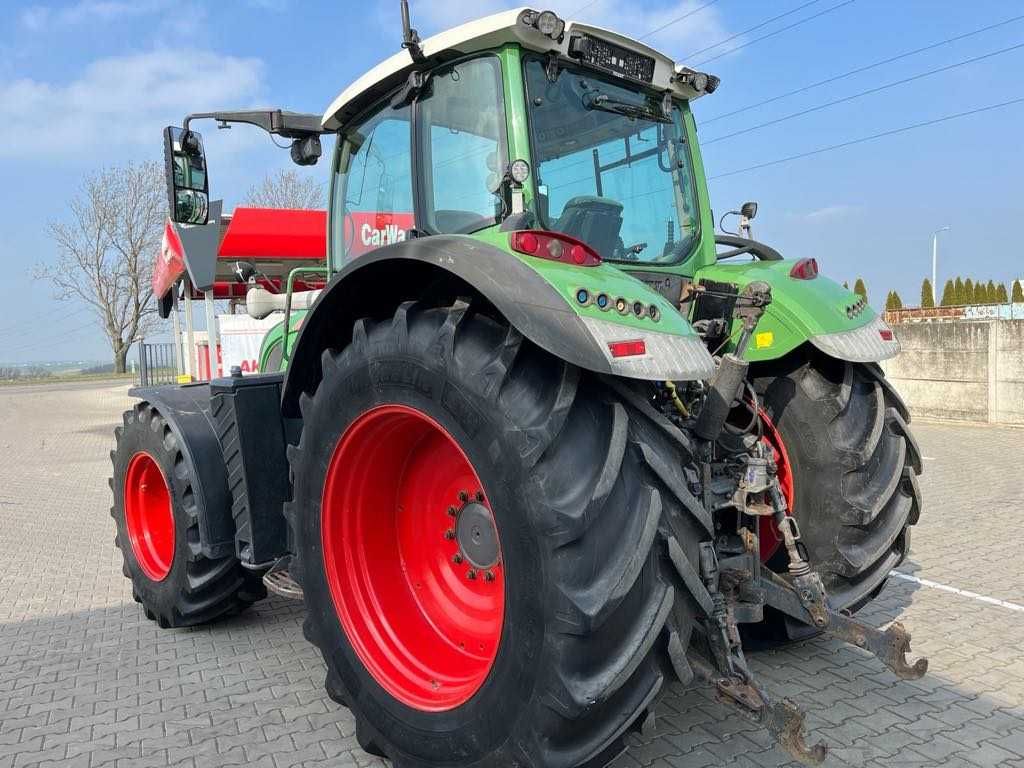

519,9,566,40
675,68,721,95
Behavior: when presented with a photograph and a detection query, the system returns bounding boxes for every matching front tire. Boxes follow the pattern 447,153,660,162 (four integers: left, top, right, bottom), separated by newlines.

287,301,714,768
110,402,266,627
751,349,922,639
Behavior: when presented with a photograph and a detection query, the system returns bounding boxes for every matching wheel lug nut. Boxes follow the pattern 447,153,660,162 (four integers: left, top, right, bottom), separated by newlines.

475,490,485,502
444,529,456,540
447,506,457,517
452,553,463,564
484,571,495,582
466,569,477,580
458,490,469,503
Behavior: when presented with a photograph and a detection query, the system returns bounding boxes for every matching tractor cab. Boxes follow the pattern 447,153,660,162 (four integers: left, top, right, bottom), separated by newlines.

318,7,719,276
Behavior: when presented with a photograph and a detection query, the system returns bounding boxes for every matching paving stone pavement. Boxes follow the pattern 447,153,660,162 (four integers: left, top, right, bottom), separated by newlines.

0,380,1022,768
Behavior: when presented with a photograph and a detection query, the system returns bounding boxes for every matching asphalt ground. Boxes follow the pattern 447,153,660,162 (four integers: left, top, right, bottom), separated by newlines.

0,381,1021,768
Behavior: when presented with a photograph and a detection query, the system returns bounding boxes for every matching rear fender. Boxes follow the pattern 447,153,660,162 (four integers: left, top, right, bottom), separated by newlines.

281,235,714,417
693,260,899,363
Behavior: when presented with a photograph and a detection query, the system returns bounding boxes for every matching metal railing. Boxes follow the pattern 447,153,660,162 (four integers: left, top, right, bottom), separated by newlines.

136,341,179,387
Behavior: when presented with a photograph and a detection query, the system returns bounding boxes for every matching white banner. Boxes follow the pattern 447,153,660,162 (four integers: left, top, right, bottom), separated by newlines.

217,314,281,374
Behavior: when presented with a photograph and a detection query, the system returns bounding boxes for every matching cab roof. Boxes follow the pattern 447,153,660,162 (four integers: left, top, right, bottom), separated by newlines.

322,7,713,130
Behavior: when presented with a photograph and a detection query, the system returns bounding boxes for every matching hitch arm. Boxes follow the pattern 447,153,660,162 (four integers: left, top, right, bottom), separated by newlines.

761,572,928,681
688,653,828,766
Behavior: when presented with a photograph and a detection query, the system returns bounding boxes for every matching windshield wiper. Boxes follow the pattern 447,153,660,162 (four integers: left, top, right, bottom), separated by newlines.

583,93,670,123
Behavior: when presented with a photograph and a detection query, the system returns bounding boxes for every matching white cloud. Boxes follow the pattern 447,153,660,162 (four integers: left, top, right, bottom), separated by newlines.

0,49,265,160
20,0,168,30
391,0,729,62
804,204,857,220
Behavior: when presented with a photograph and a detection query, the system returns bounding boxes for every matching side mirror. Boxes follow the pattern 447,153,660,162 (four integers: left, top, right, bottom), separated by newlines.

740,201,758,220
163,126,210,225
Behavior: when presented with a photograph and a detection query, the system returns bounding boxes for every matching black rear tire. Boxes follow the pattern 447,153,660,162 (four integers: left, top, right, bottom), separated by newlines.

286,301,715,768
749,348,922,642
110,402,266,628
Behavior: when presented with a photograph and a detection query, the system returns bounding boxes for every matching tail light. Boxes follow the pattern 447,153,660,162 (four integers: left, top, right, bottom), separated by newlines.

789,258,819,280
879,328,894,341
607,339,647,358
510,230,602,267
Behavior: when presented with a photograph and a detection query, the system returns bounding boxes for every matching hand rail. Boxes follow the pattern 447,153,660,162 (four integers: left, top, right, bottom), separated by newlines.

282,267,330,363
714,234,783,262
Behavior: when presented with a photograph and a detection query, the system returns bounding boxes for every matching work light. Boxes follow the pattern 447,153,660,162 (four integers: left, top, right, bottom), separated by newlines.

519,9,565,39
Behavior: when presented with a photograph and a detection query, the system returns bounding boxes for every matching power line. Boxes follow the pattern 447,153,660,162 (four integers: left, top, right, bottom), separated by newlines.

640,0,721,41
1,319,105,357
684,0,826,60
706,96,1024,181
568,0,602,16
701,14,1024,124
703,40,1024,145
694,0,856,66
0,305,93,337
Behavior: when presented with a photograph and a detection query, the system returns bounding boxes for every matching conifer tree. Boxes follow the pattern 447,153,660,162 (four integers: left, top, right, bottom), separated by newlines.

940,279,955,306
854,278,867,301
920,278,934,308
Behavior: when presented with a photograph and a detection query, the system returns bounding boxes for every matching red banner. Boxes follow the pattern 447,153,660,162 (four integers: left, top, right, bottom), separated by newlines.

342,211,415,260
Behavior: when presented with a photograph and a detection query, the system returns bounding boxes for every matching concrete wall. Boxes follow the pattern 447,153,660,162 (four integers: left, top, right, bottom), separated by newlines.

881,320,1024,425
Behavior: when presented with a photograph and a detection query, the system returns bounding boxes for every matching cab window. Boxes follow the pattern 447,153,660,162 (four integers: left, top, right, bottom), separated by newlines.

332,100,414,263
418,56,507,234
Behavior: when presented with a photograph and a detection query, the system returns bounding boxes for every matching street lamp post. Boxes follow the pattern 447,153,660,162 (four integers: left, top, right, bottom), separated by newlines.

932,226,950,304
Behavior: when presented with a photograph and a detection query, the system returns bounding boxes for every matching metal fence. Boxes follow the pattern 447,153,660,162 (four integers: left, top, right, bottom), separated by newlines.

136,342,178,387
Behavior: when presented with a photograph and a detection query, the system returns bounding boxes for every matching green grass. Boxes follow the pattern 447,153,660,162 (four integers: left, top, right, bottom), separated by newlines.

0,371,136,387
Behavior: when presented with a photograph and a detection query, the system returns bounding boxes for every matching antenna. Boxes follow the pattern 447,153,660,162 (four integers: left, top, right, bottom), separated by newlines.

400,0,425,63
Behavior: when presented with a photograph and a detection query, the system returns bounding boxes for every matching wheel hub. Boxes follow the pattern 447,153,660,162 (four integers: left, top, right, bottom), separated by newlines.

123,451,175,582
455,501,500,570
322,405,505,712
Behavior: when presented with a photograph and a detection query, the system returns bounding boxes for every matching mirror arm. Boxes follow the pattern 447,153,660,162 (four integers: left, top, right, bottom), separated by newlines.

182,110,327,139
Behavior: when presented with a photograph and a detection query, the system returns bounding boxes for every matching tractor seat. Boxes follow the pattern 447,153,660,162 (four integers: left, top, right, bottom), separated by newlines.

552,196,624,257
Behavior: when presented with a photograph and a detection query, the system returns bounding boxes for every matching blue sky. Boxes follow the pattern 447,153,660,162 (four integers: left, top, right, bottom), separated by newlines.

1,0,1022,363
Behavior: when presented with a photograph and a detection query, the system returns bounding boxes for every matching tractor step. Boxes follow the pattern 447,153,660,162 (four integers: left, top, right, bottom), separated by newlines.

262,556,303,599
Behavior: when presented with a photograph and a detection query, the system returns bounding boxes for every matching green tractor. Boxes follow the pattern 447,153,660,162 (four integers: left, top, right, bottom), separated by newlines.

111,6,923,766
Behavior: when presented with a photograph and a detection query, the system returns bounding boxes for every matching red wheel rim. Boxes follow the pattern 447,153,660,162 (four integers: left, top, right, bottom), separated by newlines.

123,452,175,581
758,409,795,563
322,404,504,712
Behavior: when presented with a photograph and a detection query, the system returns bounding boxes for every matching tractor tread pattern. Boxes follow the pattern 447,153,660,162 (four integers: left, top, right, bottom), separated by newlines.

284,301,714,768
110,402,265,628
755,351,922,617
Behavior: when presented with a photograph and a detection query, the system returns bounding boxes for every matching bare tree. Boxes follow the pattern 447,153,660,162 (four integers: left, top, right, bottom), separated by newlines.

37,162,165,373
246,169,324,209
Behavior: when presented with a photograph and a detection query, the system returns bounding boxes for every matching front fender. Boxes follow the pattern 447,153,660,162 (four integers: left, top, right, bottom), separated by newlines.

281,235,714,417
127,383,235,559
694,260,899,363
